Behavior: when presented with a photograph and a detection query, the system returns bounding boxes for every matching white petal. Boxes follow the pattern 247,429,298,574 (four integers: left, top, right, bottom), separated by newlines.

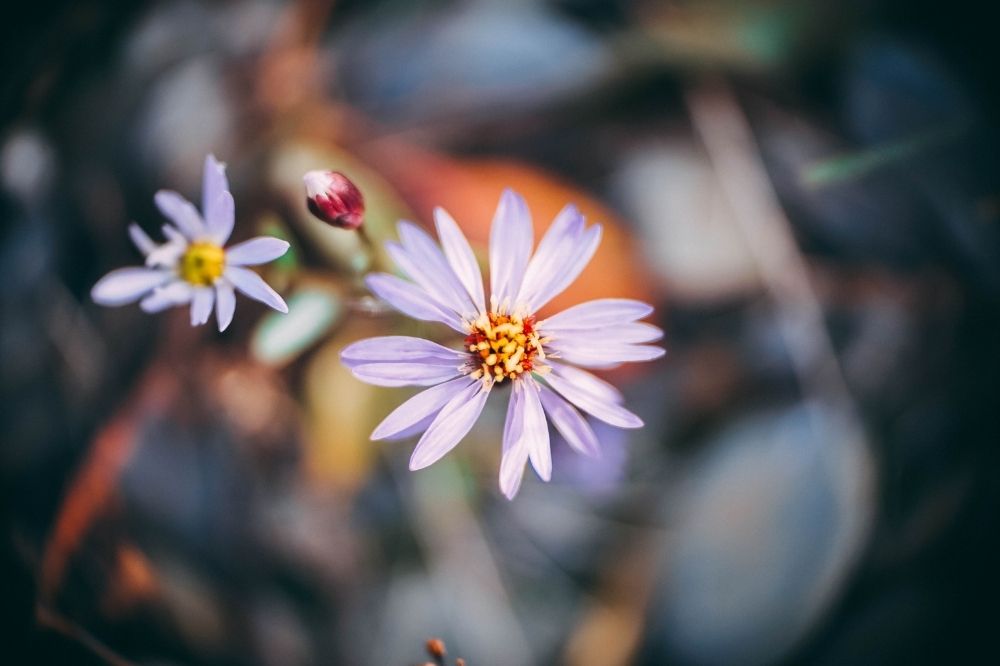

91,267,172,306
489,189,532,310
409,382,490,470
371,376,476,441
434,207,486,314
539,298,655,332
516,204,583,308
544,370,643,429
128,224,156,256
206,191,235,245
341,336,464,366
154,190,205,239
225,266,288,313
526,223,602,313
499,384,530,499
215,280,236,331
140,280,193,313
365,273,465,332
520,377,552,482
226,236,289,266
548,361,624,405
538,384,600,457
351,362,463,388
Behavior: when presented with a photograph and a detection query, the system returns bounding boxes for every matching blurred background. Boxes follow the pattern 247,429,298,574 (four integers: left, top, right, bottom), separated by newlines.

2,0,999,664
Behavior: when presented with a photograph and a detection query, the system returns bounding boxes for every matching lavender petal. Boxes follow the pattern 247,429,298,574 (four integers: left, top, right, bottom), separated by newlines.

538,384,601,458
341,336,464,366
520,377,552,482
372,376,476,441
385,241,466,318
547,361,624,405
365,273,465,332
226,236,289,266
548,341,666,367
488,189,532,310
128,223,156,256
350,362,462,388
516,204,583,308
526,224,601,313
408,381,489,470
91,267,173,306
190,286,215,326
540,298,655,331
215,279,236,332
225,266,288,313
545,370,643,429
205,191,235,245
154,190,205,240
144,241,185,269
499,383,529,499
140,280,193,313
201,155,230,223
434,207,486,314
397,221,477,313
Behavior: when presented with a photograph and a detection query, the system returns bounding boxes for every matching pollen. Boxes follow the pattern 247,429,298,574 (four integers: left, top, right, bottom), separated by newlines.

465,311,545,384
179,241,225,286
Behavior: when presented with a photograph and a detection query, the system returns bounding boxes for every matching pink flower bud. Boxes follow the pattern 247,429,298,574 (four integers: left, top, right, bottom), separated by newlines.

303,170,365,230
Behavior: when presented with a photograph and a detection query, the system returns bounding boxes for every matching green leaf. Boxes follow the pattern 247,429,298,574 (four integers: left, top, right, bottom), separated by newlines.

251,287,342,366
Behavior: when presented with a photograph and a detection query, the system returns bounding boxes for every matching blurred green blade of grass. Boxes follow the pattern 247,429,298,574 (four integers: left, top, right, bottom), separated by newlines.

801,120,969,188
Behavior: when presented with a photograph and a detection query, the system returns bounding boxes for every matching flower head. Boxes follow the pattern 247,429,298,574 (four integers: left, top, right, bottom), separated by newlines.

303,170,364,229
92,155,290,331
342,189,664,499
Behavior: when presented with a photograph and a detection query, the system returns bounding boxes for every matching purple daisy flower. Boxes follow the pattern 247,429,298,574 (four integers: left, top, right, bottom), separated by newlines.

91,155,289,331
342,189,664,499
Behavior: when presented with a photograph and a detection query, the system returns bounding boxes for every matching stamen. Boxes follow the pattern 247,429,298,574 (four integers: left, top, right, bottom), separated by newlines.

464,311,545,384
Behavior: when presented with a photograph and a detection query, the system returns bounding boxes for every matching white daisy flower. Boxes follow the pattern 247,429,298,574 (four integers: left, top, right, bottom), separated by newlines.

91,155,290,331
342,189,664,499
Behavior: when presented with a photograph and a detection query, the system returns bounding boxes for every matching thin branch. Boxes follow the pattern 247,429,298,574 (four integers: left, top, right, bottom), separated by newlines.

36,604,136,666
685,81,863,426
685,81,875,575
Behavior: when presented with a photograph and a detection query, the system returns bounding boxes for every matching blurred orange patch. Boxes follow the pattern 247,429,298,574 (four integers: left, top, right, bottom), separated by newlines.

363,141,658,318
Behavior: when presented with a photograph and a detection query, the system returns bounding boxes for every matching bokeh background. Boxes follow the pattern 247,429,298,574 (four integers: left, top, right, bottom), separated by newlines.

2,1,999,664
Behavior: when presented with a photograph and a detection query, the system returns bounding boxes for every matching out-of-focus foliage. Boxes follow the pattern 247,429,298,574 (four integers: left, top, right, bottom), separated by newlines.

1,0,998,665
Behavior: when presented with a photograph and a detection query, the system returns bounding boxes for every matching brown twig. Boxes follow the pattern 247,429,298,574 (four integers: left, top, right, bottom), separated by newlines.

36,604,136,666
684,78,874,566
685,81,866,429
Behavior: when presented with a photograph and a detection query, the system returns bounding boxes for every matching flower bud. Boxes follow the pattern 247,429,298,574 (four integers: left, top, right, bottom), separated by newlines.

303,170,364,230
425,638,446,659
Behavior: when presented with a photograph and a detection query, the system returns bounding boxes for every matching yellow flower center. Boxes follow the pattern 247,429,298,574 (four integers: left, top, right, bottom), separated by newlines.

179,241,226,286
465,312,546,384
